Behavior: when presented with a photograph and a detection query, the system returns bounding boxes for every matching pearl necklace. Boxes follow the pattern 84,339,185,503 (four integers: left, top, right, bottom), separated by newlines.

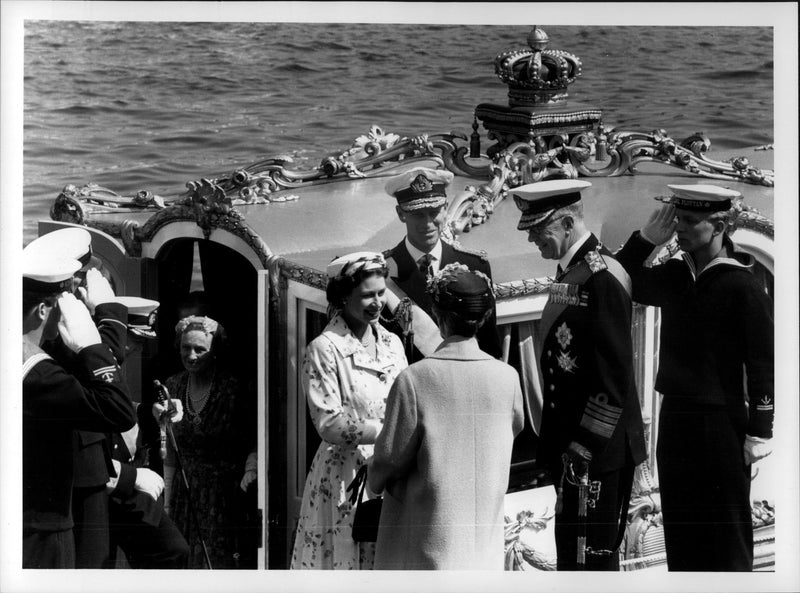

186,373,213,425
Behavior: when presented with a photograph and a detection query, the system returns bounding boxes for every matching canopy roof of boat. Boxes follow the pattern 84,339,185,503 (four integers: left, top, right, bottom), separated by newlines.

240,146,774,283
75,146,773,284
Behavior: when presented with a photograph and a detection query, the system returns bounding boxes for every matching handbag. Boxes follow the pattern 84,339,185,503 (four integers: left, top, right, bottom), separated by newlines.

346,464,383,542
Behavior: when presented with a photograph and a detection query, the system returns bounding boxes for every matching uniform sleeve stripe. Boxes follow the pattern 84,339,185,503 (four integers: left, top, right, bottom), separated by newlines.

579,414,617,438
585,400,623,420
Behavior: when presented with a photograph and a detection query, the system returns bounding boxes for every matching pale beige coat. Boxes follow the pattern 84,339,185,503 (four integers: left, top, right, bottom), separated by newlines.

369,336,525,570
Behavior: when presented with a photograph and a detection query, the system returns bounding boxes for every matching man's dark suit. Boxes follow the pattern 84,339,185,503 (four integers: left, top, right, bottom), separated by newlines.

382,239,501,361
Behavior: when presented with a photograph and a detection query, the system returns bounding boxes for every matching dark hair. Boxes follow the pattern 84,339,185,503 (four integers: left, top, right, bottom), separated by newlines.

22,290,59,317
325,267,389,309
432,304,492,338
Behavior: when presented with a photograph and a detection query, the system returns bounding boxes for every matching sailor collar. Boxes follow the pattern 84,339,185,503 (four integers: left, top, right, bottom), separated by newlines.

681,236,754,280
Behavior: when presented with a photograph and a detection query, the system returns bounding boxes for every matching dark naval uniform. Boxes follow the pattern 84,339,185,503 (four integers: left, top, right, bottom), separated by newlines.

106,403,189,569
382,239,501,361
538,234,647,571
23,324,136,568
616,231,774,571
67,302,130,568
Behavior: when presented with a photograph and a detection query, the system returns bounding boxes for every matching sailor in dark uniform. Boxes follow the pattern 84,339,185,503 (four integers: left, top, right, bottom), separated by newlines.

382,167,501,361
26,227,128,567
22,252,136,568
615,185,774,571
513,180,646,571
105,297,189,569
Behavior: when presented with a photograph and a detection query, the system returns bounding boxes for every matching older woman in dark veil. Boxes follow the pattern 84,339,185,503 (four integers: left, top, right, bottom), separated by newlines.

291,252,408,570
369,263,525,570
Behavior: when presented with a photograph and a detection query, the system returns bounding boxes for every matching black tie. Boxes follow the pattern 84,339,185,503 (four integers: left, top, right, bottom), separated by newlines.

556,264,564,279
418,254,434,277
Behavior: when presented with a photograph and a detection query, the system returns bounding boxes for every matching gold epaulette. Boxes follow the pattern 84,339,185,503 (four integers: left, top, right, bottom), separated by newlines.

446,238,489,262
584,250,608,274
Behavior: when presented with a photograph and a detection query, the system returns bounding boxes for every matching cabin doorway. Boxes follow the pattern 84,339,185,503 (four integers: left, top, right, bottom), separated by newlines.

151,237,266,568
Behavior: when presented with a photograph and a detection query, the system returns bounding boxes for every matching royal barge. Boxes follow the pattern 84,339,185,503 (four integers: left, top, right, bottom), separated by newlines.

33,27,775,570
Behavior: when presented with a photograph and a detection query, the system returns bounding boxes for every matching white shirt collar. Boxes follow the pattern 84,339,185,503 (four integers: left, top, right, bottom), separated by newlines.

559,231,591,271
405,237,443,274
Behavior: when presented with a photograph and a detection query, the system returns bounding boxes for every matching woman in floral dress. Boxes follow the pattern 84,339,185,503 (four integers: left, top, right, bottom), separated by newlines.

161,315,257,569
291,252,407,569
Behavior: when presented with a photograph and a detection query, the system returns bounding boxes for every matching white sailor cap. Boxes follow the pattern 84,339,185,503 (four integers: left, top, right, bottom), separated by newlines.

114,296,160,339
23,227,94,268
666,184,741,212
384,167,454,212
512,179,592,231
22,252,81,293
326,251,387,280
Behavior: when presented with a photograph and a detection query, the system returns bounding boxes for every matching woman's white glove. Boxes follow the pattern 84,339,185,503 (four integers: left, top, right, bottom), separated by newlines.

640,204,677,245
152,398,184,424
134,468,165,501
57,292,102,353
76,268,116,315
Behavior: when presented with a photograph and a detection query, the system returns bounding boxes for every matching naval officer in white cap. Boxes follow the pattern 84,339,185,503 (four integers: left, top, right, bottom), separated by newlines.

513,179,646,571
22,250,136,568
616,184,774,571
382,167,500,361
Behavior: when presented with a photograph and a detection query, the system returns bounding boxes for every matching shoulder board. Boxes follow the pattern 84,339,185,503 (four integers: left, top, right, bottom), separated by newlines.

584,249,608,274
445,238,488,261
381,247,395,260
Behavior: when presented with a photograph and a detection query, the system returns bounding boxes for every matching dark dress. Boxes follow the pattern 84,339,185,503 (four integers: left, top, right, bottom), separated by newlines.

164,369,256,569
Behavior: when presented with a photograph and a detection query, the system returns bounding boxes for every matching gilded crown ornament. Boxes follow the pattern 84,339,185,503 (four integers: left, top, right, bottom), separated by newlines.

494,26,583,106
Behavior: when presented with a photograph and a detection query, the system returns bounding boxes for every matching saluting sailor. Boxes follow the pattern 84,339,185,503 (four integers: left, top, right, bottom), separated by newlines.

26,227,135,567
615,185,774,571
382,167,501,361
22,247,136,568
513,179,646,571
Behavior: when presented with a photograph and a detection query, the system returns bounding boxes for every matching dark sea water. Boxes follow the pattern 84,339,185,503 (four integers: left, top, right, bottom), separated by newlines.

22,22,774,245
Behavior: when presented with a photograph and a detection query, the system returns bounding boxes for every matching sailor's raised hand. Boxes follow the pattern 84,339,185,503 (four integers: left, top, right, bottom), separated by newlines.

77,268,116,315
640,204,677,245
57,292,102,353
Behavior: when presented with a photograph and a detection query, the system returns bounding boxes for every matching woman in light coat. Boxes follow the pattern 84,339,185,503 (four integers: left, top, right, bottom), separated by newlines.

368,263,525,569
291,252,407,570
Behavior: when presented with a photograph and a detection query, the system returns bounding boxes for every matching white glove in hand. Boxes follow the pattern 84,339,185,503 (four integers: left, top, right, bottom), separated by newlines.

57,292,102,353
640,204,677,245
134,468,165,501
744,435,773,465
77,268,117,315
152,398,184,424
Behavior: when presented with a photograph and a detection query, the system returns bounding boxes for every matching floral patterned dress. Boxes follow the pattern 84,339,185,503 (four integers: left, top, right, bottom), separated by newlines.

290,314,407,569
164,368,255,569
